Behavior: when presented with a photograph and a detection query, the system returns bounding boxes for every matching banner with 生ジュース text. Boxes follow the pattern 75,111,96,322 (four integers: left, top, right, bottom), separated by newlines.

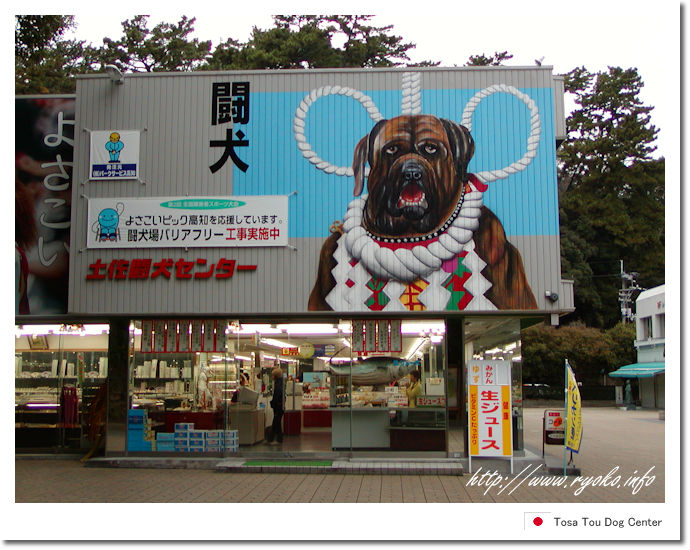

468,360,513,459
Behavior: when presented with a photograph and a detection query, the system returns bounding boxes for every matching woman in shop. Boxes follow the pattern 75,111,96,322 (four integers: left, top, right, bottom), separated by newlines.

267,367,284,445
403,370,423,408
230,372,251,403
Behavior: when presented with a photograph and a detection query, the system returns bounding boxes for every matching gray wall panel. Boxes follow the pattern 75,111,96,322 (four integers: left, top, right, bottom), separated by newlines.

70,67,569,316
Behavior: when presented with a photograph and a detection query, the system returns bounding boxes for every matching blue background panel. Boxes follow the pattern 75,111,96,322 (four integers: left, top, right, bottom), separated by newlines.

232,86,557,238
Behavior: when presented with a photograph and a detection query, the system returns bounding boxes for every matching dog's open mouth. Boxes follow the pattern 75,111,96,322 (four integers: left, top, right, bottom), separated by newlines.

394,182,429,220
397,182,428,209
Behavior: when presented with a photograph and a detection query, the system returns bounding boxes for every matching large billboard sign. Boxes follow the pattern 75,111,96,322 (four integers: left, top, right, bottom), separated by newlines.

71,67,563,315
16,97,74,316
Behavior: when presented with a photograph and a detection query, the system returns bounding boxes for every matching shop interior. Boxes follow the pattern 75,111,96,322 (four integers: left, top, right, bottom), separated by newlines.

15,324,110,452
127,319,449,455
15,318,525,456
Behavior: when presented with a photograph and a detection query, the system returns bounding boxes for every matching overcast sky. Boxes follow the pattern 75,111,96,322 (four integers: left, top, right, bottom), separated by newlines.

68,4,679,159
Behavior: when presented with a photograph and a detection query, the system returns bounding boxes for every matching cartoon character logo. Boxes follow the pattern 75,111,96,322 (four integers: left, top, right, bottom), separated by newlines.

105,132,124,163
92,203,124,242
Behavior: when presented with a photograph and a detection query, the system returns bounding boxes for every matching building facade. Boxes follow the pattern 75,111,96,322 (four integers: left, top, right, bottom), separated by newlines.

609,285,665,409
16,66,574,458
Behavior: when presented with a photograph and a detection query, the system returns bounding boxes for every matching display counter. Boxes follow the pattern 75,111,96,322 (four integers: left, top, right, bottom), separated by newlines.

331,407,447,450
150,410,223,432
227,405,265,445
303,409,331,427
389,408,446,451
330,407,392,449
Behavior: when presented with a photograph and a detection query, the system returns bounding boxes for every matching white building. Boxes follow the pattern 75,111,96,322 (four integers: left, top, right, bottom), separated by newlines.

609,284,665,408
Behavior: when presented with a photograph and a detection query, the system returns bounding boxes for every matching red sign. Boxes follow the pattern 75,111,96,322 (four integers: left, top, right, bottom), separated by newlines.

543,409,565,446
86,257,257,280
281,347,299,356
417,395,446,407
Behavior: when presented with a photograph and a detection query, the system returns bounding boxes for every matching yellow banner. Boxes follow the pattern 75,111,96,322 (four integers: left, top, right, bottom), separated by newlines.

566,365,583,452
501,385,512,456
469,385,479,456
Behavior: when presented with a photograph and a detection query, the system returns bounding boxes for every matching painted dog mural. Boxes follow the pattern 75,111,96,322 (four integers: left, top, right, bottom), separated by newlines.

297,74,540,312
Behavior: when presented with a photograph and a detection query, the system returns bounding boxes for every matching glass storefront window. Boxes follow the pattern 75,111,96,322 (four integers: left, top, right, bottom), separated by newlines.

127,320,241,454
463,317,524,452
15,324,110,452
123,319,449,455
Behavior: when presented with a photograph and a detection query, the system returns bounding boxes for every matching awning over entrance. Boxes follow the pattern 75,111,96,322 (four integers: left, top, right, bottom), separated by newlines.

608,362,665,379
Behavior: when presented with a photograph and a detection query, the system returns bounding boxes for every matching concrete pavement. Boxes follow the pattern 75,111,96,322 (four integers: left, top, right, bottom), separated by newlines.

14,406,665,503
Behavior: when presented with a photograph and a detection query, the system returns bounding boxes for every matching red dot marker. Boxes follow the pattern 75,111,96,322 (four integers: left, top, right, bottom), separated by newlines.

533,517,543,526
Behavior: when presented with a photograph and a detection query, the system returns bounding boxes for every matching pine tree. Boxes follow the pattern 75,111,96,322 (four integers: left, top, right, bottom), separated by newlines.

558,66,663,328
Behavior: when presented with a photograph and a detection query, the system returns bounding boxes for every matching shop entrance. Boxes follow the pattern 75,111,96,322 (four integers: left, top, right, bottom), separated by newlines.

15,324,110,454
237,319,449,456
125,319,451,457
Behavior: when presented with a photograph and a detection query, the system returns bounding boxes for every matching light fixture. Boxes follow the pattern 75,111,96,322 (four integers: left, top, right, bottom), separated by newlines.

104,64,124,85
545,291,559,303
260,338,296,349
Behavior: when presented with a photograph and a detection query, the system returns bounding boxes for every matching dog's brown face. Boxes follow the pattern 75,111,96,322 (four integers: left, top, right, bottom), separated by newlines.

352,115,475,238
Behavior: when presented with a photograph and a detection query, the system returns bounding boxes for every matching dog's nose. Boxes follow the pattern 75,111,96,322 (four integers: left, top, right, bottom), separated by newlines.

401,161,423,182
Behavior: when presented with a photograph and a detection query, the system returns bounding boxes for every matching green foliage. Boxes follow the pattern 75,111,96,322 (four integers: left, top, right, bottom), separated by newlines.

203,15,433,70
16,15,437,92
465,51,513,66
559,66,658,187
522,322,637,386
605,322,637,370
558,66,664,328
15,15,93,94
95,16,212,73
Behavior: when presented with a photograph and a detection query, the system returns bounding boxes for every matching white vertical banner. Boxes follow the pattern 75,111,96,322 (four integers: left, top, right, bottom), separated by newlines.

140,320,153,353
153,320,166,353
376,320,390,352
468,360,513,468
203,320,216,352
89,130,140,180
178,320,190,352
190,321,203,352
351,320,364,352
389,319,402,352
364,320,377,353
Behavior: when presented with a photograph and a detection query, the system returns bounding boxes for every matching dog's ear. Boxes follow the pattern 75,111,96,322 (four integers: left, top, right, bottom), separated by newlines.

352,135,369,197
352,119,387,196
440,119,475,183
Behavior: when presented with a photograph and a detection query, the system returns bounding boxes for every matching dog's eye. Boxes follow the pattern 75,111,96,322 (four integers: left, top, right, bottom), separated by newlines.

422,144,438,155
384,145,398,155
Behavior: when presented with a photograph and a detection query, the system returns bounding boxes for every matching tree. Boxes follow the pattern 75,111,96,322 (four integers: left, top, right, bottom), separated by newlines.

203,15,437,70
559,66,658,191
95,16,212,73
558,66,663,328
605,322,637,371
466,51,513,66
522,322,636,387
15,15,93,94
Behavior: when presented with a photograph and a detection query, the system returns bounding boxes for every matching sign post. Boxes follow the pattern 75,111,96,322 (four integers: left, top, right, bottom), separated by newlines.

542,409,565,457
467,360,513,474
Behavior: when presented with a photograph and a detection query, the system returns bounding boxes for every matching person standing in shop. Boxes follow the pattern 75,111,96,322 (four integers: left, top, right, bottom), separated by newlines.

403,370,423,408
267,366,285,445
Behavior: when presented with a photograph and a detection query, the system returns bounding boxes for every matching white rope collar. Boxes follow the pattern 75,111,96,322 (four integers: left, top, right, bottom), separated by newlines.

341,186,485,283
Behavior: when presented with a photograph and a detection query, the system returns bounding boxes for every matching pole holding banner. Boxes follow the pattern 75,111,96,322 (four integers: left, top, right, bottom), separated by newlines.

564,358,569,476
563,358,583,476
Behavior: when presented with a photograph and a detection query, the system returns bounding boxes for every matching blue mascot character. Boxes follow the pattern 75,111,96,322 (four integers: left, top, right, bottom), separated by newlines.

105,132,124,162
93,203,125,242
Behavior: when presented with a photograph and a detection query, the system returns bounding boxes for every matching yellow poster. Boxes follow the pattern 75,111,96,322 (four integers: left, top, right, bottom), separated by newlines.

566,365,583,452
